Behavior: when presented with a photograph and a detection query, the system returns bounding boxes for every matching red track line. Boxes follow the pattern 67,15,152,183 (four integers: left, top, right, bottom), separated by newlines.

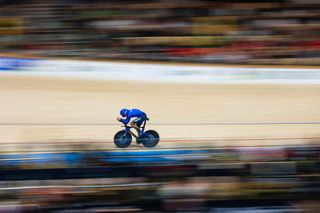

0,136,319,145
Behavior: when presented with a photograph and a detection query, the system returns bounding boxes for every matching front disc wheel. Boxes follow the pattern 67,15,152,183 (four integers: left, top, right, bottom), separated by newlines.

114,130,132,148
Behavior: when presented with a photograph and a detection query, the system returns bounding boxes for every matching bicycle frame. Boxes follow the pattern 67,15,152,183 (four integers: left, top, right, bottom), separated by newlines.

123,119,147,137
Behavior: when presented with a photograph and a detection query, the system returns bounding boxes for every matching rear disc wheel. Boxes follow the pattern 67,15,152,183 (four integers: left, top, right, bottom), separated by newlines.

142,130,160,148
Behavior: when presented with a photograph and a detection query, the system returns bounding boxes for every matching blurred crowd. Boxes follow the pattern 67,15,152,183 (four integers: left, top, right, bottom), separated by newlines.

0,0,320,65
0,143,319,212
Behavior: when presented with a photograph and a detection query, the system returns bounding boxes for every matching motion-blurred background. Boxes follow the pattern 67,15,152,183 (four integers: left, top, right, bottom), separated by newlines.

0,0,320,212
1,0,320,65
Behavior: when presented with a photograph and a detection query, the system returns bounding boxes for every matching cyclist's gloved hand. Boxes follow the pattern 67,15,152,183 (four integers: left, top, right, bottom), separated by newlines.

117,117,121,122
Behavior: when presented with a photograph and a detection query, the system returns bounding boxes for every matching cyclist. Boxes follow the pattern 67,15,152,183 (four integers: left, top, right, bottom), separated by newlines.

117,108,148,138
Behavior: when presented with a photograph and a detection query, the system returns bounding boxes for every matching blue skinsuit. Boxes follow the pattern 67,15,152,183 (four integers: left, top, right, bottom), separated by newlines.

120,109,146,125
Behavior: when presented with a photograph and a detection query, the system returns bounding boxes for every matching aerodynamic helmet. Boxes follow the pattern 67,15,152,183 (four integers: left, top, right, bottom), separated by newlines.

120,108,129,117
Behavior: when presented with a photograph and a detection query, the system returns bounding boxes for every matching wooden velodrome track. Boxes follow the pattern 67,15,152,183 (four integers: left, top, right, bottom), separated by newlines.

0,64,320,151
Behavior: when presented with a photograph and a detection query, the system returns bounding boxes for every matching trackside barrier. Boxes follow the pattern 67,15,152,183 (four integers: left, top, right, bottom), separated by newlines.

0,145,319,168
2,57,320,83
